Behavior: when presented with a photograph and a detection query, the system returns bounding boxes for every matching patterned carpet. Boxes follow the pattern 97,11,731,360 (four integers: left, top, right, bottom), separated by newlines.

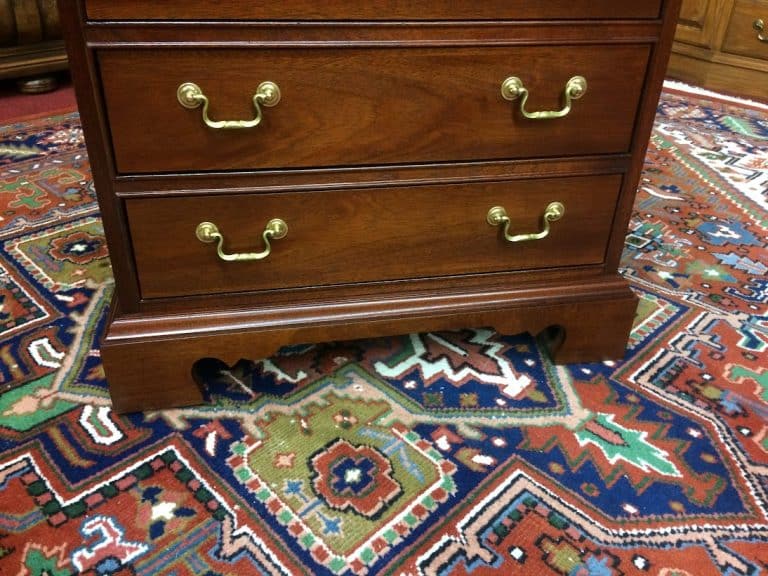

0,84,766,575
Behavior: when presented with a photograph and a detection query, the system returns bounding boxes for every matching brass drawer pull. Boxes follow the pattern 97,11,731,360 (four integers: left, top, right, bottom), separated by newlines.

177,81,281,129
487,202,565,243
501,76,587,120
195,219,288,261
754,19,768,43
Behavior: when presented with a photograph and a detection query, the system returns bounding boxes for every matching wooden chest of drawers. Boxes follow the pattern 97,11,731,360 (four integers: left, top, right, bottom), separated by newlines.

59,0,681,412
668,0,768,101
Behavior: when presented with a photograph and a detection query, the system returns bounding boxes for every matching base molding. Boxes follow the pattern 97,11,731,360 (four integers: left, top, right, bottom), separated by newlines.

101,276,638,413
667,49,768,103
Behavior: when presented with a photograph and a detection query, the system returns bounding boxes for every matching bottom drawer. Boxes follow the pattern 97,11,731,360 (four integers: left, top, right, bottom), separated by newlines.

126,174,622,299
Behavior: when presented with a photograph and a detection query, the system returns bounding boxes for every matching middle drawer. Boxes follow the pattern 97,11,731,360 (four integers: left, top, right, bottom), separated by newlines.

126,174,622,299
99,45,650,174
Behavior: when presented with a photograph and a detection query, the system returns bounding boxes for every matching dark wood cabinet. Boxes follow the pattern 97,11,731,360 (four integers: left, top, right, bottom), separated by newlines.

59,0,682,412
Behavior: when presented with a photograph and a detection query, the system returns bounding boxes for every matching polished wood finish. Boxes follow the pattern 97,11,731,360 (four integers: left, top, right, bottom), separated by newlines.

112,155,633,196
0,0,67,86
674,0,718,46
127,175,622,298
668,0,768,101
84,1,664,22
82,21,664,47
100,46,649,174
723,0,768,59
102,278,638,413
59,0,681,412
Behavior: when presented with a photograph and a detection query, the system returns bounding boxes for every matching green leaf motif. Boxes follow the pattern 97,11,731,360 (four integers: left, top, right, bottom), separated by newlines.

575,413,681,477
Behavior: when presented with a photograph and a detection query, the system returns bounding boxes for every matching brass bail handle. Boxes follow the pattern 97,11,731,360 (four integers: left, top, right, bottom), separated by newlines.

487,202,565,243
177,81,281,129
196,219,288,261
754,19,768,43
501,76,587,120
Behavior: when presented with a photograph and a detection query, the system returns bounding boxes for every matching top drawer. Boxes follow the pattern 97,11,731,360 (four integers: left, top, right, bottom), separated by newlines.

99,44,651,174
85,1,663,21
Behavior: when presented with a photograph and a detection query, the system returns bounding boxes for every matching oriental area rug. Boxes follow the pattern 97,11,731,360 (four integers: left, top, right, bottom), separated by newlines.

0,83,766,575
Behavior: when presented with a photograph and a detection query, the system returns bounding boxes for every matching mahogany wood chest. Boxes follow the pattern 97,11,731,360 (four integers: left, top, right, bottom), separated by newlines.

59,0,682,412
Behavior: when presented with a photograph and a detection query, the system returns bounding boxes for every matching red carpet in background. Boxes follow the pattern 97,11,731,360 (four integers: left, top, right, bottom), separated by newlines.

0,78,77,123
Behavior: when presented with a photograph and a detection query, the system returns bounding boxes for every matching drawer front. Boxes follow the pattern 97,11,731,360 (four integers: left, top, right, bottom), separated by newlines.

86,1,663,21
722,0,768,61
127,175,622,299
100,45,650,174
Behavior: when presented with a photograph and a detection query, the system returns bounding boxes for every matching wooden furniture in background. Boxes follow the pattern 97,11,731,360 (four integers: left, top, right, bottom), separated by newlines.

59,0,681,412
0,0,67,92
668,0,768,100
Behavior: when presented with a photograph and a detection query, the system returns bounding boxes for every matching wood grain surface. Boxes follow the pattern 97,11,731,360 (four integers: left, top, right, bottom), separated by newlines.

101,279,638,412
99,45,650,174
722,0,768,60
84,0,663,22
126,175,622,298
